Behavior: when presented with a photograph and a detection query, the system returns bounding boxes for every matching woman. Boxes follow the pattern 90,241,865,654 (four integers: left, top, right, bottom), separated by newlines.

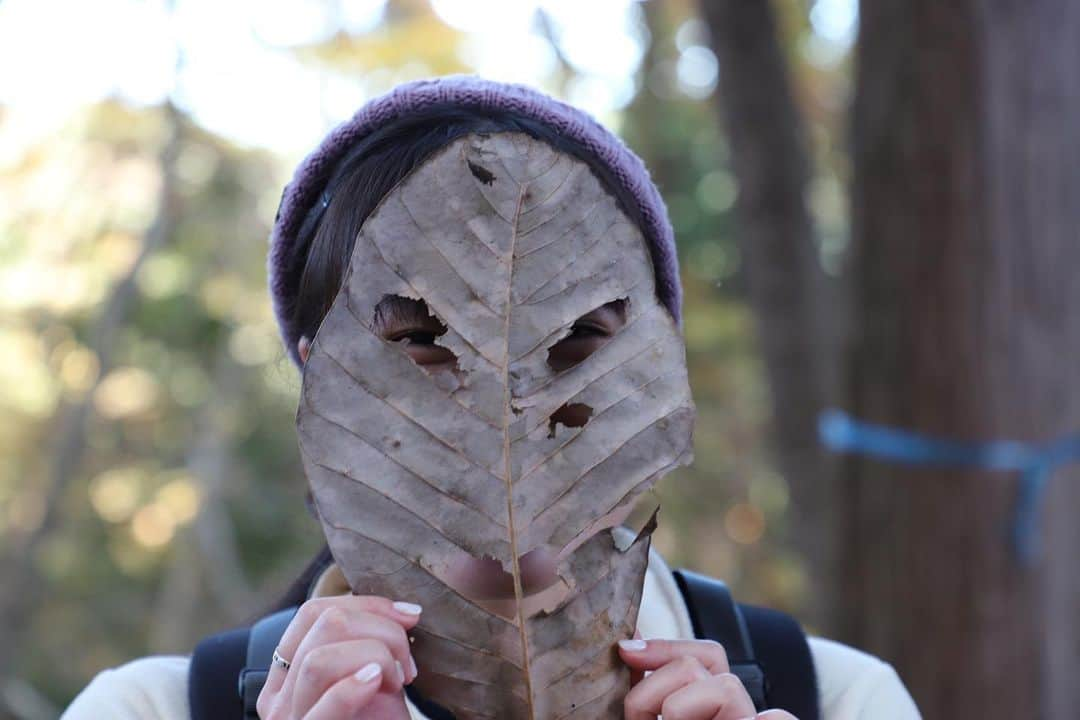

63,76,920,720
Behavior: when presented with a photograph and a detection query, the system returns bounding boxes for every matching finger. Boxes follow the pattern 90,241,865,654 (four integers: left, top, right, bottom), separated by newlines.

290,638,406,718
623,655,712,720
279,606,416,706
627,629,644,687
659,673,756,720
265,595,421,696
301,660,384,720
618,638,730,675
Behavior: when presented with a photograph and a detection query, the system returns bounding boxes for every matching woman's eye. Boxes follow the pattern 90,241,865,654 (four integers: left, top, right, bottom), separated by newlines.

547,324,612,372
395,331,438,345
566,323,606,339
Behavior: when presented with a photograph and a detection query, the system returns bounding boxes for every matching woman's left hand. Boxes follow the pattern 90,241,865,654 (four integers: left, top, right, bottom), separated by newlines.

617,636,797,720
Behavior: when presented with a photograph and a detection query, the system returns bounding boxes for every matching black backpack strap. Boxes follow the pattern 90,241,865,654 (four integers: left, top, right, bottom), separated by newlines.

739,603,820,720
238,607,301,719
188,628,248,720
187,607,299,720
404,685,457,719
672,568,820,720
672,569,767,711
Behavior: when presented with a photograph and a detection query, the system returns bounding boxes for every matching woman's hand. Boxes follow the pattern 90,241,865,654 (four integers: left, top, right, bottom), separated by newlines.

256,595,423,719
618,636,797,720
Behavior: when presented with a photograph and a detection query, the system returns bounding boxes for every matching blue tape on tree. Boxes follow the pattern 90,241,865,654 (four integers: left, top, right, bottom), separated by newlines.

817,409,1080,562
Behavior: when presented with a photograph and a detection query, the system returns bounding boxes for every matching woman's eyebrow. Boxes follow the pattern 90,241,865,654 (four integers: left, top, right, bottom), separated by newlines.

372,295,438,334
580,299,627,325
603,298,627,320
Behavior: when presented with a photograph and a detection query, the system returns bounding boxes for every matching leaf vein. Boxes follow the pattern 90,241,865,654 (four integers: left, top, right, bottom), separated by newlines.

300,393,506,527
320,341,504,482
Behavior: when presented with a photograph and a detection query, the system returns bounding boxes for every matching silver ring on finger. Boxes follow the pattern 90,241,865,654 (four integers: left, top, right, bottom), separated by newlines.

271,647,292,672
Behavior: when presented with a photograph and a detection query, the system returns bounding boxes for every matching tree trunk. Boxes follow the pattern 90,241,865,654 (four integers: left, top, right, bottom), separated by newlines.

699,0,843,629
843,0,1080,715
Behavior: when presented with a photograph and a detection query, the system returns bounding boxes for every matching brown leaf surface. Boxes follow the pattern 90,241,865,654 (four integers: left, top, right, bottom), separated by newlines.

297,132,694,719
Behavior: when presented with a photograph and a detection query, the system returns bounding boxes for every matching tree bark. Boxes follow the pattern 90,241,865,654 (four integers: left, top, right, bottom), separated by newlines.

843,0,1080,715
699,0,842,629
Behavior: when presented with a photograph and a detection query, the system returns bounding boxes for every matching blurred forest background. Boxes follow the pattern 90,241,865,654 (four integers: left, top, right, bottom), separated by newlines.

3,0,1078,718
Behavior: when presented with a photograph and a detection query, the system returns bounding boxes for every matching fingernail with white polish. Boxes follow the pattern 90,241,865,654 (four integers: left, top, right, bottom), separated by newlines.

408,655,418,682
355,662,381,683
393,601,423,615
395,660,405,684
618,639,647,651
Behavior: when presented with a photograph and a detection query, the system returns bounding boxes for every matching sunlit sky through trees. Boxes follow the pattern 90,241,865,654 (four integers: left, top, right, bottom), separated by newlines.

0,0,855,157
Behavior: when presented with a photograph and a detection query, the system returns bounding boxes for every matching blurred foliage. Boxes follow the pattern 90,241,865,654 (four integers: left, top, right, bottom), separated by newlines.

0,99,326,708
0,0,851,712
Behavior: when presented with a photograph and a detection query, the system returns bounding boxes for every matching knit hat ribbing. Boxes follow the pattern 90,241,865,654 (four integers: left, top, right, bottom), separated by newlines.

268,74,681,370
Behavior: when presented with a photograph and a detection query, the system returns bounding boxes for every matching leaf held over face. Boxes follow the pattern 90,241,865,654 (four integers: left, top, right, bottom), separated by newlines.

297,132,695,719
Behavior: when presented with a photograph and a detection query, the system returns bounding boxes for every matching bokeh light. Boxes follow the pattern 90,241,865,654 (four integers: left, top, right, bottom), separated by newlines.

724,502,766,545
93,366,160,419
89,466,145,524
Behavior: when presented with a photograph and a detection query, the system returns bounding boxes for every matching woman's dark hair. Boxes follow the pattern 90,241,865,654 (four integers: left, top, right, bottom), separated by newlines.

260,103,648,619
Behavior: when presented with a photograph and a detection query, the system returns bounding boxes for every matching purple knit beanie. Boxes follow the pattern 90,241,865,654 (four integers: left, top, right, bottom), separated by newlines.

268,74,682,370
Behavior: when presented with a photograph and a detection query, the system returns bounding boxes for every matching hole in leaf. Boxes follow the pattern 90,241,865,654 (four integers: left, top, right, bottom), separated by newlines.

548,403,592,438
547,298,628,373
441,545,569,621
467,160,496,185
557,489,660,563
618,490,661,547
439,492,662,621
373,294,460,375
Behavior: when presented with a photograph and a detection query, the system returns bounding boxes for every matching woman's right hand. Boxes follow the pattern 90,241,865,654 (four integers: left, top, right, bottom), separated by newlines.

255,595,423,719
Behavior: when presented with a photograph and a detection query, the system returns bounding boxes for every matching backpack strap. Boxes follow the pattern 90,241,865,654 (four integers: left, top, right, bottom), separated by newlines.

672,569,767,711
672,568,820,720
187,607,299,720
739,602,820,720
238,607,301,718
188,627,248,720
404,685,457,719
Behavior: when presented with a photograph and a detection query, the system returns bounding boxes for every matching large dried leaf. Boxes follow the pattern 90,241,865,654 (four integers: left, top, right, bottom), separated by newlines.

297,132,695,719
